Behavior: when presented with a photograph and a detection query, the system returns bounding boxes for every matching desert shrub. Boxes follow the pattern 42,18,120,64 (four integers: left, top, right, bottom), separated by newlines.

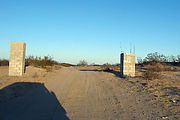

102,63,113,71
148,62,164,72
0,59,9,66
140,52,180,65
139,52,180,72
103,67,113,72
143,70,160,80
144,52,167,63
78,60,88,66
143,62,162,80
25,56,59,68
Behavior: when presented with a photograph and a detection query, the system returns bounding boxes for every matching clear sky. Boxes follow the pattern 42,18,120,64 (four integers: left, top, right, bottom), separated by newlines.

0,0,180,64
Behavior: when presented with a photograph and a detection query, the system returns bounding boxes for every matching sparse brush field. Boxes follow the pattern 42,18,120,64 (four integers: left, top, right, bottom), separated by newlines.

0,64,180,119
0,53,180,119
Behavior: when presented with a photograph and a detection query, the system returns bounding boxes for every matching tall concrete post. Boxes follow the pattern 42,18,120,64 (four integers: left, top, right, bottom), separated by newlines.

9,42,26,76
120,53,135,77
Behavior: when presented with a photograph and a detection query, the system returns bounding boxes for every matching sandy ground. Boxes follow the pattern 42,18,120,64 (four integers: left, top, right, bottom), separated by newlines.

0,66,179,120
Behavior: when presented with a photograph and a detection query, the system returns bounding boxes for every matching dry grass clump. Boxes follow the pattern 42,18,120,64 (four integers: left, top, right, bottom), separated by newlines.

143,62,162,81
0,59,9,66
147,62,164,72
163,65,180,71
143,70,160,81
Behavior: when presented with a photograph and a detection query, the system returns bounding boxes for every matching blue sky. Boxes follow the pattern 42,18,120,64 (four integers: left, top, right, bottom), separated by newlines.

0,0,180,64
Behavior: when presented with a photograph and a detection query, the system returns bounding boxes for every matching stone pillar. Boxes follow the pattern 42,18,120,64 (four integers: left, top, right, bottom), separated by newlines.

9,42,26,76
120,53,135,77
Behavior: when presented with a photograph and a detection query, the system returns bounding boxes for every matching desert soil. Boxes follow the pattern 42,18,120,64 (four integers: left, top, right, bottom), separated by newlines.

0,66,179,120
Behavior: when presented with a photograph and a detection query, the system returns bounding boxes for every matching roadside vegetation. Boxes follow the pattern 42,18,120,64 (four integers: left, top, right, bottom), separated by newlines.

25,56,60,68
102,63,113,72
137,52,180,83
77,60,88,66
0,59,9,66
137,52,180,65
0,56,74,69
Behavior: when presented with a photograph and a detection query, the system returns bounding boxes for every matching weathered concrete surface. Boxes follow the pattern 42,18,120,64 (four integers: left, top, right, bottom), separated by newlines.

9,42,26,76
120,53,135,77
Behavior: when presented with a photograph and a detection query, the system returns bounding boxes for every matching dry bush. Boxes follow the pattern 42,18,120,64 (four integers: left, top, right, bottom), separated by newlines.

26,56,59,68
78,60,88,66
0,59,9,66
147,62,164,72
102,63,113,72
143,62,162,80
104,67,113,72
143,70,160,80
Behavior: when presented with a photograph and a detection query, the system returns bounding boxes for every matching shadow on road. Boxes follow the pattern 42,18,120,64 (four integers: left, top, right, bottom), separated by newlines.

0,82,69,120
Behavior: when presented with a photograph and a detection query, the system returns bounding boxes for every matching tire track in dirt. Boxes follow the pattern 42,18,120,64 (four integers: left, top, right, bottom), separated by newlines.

91,71,124,119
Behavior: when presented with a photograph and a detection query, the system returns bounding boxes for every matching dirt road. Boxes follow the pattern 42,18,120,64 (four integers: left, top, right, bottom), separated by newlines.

0,67,171,120
46,67,169,120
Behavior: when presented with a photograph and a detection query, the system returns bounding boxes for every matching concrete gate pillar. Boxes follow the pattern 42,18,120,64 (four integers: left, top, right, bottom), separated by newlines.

9,42,26,76
120,53,135,77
